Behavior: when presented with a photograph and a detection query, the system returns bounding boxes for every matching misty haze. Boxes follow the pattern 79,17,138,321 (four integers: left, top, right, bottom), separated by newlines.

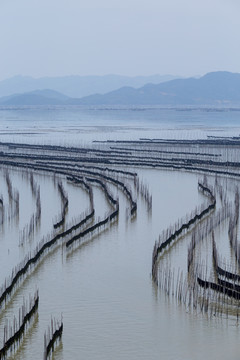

1,1,240,360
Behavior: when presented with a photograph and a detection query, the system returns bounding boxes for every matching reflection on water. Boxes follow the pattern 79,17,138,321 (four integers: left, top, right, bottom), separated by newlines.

0,167,237,360
0,109,240,359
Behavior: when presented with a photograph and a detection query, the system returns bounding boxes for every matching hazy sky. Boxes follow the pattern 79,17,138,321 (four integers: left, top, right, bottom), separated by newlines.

0,0,239,80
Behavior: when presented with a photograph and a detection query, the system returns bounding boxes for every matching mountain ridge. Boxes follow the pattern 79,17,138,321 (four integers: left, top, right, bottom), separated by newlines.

73,71,240,106
1,72,240,106
0,74,180,98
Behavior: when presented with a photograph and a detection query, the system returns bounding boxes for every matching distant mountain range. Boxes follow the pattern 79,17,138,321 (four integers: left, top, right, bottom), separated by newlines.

0,74,179,98
0,72,240,106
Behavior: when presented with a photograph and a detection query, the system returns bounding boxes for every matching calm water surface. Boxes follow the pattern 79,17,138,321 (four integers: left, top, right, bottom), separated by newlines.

0,105,240,144
0,107,240,359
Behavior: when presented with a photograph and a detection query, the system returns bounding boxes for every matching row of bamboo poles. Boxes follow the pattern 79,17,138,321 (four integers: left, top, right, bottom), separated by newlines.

0,289,63,360
43,317,63,360
152,181,216,284
0,290,39,359
53,181,69,229
0,161,137,309
154,173,240,319
4,138,240,357
0,150,140,358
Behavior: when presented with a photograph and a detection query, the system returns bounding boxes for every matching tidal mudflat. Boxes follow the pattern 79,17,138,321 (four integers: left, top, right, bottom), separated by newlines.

1,107,240,359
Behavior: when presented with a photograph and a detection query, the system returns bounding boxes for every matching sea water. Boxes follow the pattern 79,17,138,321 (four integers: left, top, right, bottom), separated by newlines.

0,106,240,360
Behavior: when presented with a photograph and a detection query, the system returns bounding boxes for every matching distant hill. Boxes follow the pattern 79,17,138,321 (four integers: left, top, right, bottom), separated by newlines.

73,72,240,106
0,74,180,98
0,89,69,106
1,72,240,106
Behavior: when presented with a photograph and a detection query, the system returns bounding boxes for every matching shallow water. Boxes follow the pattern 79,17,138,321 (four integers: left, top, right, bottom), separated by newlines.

0,107,240,359
0,168,203,360
0,105,240,145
